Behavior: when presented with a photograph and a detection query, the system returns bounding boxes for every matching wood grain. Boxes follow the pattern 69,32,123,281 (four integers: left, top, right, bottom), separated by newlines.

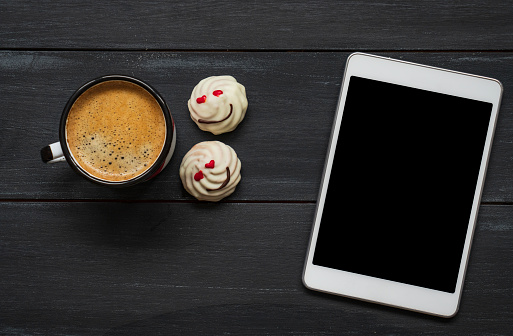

1,0,512,334
0,51,512,202
0,202,511,335
1,1,512,51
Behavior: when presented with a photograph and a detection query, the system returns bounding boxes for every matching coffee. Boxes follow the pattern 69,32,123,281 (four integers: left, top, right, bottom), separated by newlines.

65,80,166,182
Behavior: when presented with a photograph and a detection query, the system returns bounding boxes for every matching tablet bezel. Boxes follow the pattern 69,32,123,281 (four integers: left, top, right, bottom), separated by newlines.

303,52,502,317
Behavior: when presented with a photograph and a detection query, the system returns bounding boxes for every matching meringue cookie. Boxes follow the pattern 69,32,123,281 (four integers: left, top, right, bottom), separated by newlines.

188,76,248,135
180,141,241,202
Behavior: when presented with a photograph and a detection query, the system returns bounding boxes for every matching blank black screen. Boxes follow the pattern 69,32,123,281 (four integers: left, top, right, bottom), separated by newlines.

313,76,492,293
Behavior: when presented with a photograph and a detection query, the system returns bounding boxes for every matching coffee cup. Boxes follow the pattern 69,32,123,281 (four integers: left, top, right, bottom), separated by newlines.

41,75,176,187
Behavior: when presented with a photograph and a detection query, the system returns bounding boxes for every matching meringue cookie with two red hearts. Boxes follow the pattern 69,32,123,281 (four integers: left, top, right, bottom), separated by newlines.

180,141,241,202
187,75,248,135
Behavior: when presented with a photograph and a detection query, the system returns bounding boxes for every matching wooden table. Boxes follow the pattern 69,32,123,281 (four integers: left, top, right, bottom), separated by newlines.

1,1,512,334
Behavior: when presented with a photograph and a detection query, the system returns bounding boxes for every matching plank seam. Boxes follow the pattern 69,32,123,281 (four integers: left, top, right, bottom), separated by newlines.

1,48,513,53
0,200,509,205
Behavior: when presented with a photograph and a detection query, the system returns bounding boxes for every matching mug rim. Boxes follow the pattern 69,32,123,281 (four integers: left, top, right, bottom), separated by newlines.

59,75,174,187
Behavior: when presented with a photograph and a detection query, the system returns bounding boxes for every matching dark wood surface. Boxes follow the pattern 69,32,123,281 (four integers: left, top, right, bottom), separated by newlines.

1,1,512,335
1,203,512,335
1,1,512,50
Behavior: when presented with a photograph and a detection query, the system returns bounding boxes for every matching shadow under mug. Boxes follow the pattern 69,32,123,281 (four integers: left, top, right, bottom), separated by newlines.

41,75,176,187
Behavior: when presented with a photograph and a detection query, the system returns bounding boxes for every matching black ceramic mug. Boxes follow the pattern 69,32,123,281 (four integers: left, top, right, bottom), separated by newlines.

41,75,176,187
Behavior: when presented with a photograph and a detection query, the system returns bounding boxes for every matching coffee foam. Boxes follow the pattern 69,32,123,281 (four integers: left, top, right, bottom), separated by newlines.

65,80,166,182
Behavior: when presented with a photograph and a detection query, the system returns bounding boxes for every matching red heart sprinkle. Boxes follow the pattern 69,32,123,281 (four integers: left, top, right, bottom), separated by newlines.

194,170,204,181
205,160,215,169
213,90,223,97
196,95,207,104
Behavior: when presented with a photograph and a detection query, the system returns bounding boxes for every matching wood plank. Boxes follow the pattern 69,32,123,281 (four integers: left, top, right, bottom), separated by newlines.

0,202,511,335
1,1,512,51
1,51,512,201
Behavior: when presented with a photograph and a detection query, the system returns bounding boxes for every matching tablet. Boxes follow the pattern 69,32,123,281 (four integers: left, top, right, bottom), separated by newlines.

303,53,502,317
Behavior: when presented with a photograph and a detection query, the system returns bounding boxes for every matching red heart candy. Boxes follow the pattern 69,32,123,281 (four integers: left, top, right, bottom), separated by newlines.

194,170,204,181
196,95,207,104
213,90,223,97
205,160,215,169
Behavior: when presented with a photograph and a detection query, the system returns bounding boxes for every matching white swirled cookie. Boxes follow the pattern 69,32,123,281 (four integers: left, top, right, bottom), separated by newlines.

188,76,248,135
180,141,242,202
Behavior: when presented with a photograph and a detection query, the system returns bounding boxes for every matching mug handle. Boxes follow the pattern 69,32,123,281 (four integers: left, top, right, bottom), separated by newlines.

41,141,66,163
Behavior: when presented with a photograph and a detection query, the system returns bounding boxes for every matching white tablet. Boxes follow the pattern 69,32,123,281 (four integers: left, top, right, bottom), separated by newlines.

303,53,502,317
